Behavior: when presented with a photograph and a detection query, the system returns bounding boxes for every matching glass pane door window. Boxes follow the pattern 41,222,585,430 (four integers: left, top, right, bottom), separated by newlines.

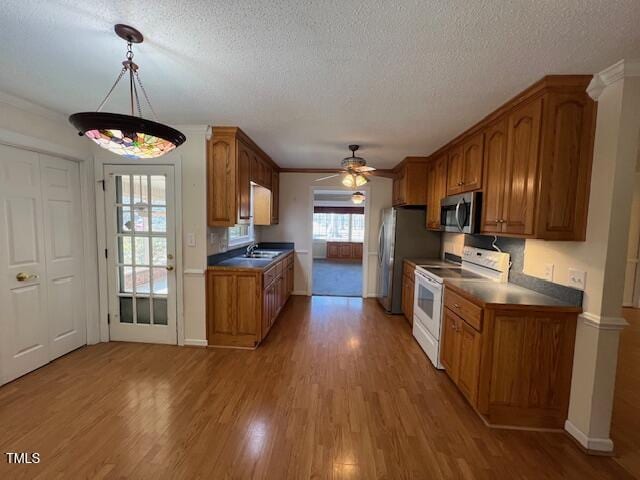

115,174,169,325
104,165,177,345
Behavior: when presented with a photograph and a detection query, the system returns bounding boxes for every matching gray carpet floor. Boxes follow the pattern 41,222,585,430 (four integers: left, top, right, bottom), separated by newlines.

312,259,363,297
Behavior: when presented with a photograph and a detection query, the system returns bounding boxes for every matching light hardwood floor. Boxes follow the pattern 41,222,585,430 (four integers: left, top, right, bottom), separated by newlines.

0,296,635,479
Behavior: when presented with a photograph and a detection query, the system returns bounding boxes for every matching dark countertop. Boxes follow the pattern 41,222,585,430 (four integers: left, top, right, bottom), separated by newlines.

444,279,582,312
208,249,294,272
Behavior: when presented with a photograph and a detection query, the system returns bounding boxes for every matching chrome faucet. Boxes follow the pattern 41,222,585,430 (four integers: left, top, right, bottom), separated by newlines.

246,242,258,256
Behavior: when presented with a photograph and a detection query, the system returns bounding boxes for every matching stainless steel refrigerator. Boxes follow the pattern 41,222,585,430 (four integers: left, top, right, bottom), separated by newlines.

376,207,442,313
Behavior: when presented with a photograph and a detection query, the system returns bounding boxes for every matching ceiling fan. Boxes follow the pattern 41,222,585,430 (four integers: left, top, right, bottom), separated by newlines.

315,145,376,187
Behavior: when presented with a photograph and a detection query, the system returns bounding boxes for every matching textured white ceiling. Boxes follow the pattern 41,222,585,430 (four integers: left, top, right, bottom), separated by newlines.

1,1,639,168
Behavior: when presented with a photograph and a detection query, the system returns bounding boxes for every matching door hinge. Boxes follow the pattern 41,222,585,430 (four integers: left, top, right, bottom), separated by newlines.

99,179,105,191
107,314,111,324
105,248,108,259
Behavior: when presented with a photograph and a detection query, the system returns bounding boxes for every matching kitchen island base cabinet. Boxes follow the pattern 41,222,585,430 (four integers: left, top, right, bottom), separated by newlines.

207,252,294,348
440,284,578,430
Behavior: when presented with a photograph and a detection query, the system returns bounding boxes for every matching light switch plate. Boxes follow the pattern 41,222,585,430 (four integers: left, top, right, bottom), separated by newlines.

568,268,587,290
542,264,554,281
186,232,196,247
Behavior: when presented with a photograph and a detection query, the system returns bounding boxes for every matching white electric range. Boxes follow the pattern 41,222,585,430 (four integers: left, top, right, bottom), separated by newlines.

412,246,510,369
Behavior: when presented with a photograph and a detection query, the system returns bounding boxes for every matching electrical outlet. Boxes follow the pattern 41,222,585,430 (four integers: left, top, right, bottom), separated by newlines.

568,268,587,290
542,263,554,281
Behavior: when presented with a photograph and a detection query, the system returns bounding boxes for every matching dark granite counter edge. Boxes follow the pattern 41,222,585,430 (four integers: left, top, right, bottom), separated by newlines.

207,242,294,266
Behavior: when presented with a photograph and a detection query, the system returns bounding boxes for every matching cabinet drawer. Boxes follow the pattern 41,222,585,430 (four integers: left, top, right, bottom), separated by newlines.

444,288,483,331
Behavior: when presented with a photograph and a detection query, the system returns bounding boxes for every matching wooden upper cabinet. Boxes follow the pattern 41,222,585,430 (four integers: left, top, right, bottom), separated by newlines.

236,140,252,224
481,119,508,233
446,145,463,196
502,98,542,236
461,132,484,191
426,154,447,230
392,158,428,206
535,92,596,240
207,127,280,228
207,133,237,227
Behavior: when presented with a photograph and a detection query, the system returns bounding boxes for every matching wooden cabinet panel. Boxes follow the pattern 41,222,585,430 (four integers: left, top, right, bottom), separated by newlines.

446,145,463,196
481,120,508,233
461,132,484,191
207,270,260,348
487,311,577,428
326,243,339,258
502,98,542,236
426,154,447,230
207,137,236,227
271,170,279,224
536,93,596,240
339,243,352,258
236,275,259,336
393,159,428,206
237,141,252,224
352,242,363,259
441,309,461,382
457,320,482,405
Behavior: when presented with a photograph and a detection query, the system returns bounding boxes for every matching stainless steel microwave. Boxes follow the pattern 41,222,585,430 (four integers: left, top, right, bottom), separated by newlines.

440,192,482,234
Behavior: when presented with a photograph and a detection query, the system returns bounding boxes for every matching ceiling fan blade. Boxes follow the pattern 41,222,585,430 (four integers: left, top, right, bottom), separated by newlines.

354,166,376,172
314,174,341,182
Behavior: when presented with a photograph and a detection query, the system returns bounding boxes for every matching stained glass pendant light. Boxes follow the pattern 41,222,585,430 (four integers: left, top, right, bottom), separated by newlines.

69,24,186,159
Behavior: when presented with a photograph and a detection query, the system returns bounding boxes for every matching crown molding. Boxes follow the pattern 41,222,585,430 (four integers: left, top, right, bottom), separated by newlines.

0,90,67,122
587,59,640,100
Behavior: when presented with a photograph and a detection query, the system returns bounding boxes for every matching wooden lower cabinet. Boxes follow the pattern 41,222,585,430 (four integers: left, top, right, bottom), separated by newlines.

207,252,294,348
440,284,579,429
326,242,363,260
401,261,415,325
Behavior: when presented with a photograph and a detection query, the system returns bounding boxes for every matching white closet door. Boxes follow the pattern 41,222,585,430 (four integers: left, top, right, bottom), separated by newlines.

40,155,86,360
0,145,49,384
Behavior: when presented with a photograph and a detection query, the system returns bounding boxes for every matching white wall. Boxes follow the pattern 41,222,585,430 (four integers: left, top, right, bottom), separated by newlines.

622,168,640,306
260,173,392,296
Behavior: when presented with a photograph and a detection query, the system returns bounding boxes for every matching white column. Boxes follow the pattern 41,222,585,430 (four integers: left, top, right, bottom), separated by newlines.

565,59,640,452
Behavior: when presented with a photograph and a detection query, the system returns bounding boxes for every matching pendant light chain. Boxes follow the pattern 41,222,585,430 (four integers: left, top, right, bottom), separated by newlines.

96,66,127,112
134,71,159,121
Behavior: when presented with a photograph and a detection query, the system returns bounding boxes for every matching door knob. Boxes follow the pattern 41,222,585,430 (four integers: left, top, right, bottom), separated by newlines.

16,272,38,282
166,265,174,271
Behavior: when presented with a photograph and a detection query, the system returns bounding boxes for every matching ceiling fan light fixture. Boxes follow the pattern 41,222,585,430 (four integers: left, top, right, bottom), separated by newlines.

354,174,369,187
351,191,365,204
342,174,356,188
69,24,186,159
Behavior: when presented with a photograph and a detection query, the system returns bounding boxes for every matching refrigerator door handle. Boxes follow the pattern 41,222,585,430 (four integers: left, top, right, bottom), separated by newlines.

378,224,384,265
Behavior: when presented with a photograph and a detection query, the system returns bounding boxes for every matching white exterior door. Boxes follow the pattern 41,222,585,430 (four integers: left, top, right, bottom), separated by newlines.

0,146,86,385
104,165,177,344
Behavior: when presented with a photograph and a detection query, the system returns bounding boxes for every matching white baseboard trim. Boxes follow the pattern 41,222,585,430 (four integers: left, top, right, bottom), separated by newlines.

579,312,628,331
184,339,208,347
565,420,614,452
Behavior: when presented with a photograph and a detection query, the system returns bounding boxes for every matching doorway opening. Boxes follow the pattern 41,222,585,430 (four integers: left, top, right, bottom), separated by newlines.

311,189,368,297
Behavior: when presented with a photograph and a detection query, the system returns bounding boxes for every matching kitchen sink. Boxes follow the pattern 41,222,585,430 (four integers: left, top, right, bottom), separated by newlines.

244,250,281,259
